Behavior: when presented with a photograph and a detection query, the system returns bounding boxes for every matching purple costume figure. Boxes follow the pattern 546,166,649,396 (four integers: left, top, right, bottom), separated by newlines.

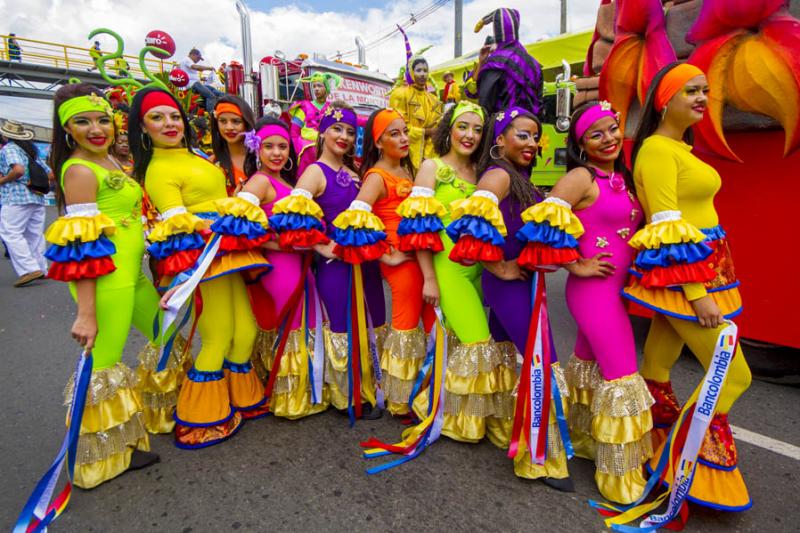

313,161,387,412
472,8,543,116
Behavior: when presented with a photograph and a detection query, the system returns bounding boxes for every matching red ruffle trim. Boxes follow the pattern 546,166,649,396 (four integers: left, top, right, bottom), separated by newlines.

333,241,390,264
48,257,116,281
396,233,444,253
448,236,503,266
640,262,716,289
218,233,271,252
278,229,330,250
157,249,202,277
517,243,579,271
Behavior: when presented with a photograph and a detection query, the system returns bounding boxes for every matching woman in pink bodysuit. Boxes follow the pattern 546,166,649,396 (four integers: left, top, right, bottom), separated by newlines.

516,102,653,504
239,117,329,419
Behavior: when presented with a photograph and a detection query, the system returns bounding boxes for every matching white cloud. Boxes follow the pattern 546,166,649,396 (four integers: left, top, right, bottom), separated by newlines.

0,0,600,126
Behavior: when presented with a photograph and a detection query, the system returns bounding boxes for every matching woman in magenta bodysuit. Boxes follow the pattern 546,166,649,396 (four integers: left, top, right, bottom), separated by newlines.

517,101,654,504
239,117,329,419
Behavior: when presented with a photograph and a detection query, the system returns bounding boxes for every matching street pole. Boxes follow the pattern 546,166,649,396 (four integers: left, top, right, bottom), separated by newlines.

454,0,463,58
560,0,567,34
235,0,257,112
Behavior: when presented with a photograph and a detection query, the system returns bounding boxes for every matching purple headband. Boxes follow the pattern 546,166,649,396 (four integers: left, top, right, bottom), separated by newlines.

574,102,619,140
244,124,290,153
494,106,532,136
318,107,358,135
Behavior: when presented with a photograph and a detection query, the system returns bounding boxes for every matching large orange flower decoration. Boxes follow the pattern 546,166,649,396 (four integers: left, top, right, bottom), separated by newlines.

598,0,677,132
687,0,800,160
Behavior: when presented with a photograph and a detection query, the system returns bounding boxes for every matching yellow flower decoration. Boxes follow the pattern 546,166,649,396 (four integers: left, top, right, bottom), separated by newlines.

495,111,505,122
105,170,130,191
538,132,551,154
333,109,343,121
510,109,519,119
435,164,456,185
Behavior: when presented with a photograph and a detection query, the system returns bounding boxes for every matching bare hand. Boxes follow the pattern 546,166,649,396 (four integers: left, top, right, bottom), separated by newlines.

71,313,97,351
565,252,615,278
314,241,338,260
691,296,723,328
159,286,179,310
381,248,412,267
422,276,440,306
486,260,527,281
478,44,493,65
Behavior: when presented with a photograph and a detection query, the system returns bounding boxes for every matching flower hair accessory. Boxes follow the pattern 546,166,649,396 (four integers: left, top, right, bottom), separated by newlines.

244,129,262,154
243,124,291,154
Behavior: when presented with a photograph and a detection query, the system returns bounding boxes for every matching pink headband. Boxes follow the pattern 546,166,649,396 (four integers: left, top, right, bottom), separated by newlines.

574,102,619,139
244,124,289,153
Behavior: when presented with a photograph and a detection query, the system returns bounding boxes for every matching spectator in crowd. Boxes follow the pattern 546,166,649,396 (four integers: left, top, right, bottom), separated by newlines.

0,120,50,286
179,48,224,112
7,33,22,62
87,40,102,71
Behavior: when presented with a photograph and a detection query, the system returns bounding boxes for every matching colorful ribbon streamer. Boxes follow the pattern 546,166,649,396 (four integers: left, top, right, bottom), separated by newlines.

15,350,93,533
591,322,740,531
359,308,448,473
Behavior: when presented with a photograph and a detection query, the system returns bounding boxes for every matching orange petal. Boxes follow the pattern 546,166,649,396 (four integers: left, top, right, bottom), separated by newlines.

599,34,642,134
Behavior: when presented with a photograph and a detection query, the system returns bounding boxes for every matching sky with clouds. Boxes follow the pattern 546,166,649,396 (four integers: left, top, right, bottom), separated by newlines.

0,0,600,126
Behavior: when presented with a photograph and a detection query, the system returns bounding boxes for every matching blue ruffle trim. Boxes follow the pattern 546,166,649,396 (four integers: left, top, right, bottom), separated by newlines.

269,212,325,233
187,368,225,382
196,211,219,221
702,225,726,242
397,215,445,236
44,235,116,262
634,241,714,270
331,227,387,247
147,232,206,260
445,216,504,245
211,215,268,238
223,360,253,374
515,221,578,249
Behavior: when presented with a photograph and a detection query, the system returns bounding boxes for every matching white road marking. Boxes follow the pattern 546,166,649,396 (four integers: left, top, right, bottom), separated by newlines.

731,425,800,461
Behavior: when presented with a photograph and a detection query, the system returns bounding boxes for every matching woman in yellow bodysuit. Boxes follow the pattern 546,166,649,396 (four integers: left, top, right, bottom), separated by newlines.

623,63,752,512
130,88,271,449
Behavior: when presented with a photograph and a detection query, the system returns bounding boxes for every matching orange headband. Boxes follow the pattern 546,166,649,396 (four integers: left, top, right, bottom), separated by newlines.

215,102,242,117
655,63,705,112
372,109,403,142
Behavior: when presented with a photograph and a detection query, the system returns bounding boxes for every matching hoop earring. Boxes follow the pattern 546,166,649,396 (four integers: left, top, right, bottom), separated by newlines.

256,158,262,170
579,149,587,162
64,133,76,150
660,105,668,121
283,158,294,171
140,132,152,151
489,144,504,160
444,136,451,152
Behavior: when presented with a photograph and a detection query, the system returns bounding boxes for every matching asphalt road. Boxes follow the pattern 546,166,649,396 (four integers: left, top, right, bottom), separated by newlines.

1,215,798,532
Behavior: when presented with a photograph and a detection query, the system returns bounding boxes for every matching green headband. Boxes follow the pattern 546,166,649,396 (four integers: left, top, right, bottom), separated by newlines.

58,94,113,126
450,101,485,126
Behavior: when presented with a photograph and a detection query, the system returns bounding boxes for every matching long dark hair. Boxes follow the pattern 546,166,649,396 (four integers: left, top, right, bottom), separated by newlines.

432,104,487,164
631,62,694,170
359,108,414,179
477,110,541,214
50,83,108,211
210,94,256,189
567,101,634,193
314,100,357,172
129,87,195,183
243,116,297,185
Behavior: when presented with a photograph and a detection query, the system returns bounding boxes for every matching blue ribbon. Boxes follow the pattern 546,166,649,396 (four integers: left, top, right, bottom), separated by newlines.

14,351,93,533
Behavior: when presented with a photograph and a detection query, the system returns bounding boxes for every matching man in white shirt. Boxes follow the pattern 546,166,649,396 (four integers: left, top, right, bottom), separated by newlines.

179,48,224,112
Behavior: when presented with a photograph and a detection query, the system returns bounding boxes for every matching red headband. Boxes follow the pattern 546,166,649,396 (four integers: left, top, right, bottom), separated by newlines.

140,91,180,119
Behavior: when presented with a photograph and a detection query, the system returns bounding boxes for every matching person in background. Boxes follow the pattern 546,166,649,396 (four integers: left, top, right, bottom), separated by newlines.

180,48,224,113
88,40,101,71
111,131,132,174
0,120,49,286
440,71,461,105
7,33,22,62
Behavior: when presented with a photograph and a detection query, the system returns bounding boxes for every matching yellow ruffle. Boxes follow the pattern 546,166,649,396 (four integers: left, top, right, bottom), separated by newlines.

176,376,233,425
650,439,752,511
225,366,266,409
623,279,742,319
396,195,447,218
45,213,116,245
75,448,140,490
596,469,649,505
252,327,276,382
520,201,584,237
270,328,329,419
272,194,325,219
628,218,707,249
135,336,193,434
322,326,378,410
214,196,269,226
332,208,386,230
449,196,507,236
149,211,208,242
512,425,570,480
203,249,270,280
